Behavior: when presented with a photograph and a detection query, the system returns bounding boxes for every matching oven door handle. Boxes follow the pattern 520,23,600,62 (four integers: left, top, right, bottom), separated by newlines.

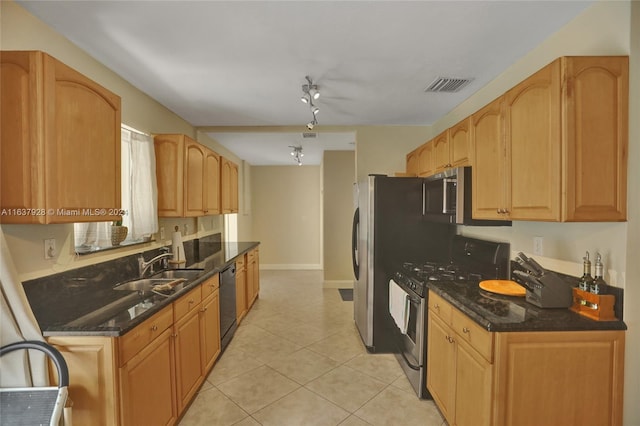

396,342,422,371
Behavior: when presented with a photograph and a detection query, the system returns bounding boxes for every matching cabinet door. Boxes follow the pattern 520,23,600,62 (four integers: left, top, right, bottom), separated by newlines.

449,117,471,167
455,339,493,426
230,162,239,213
184,138,205,217
44,54,121,223
174,308,203,413
418,142,434,177
406,150,419,176
0,51,45,224
236,258,247,322
155,135,184,217
563,56,628,221
119,328,177,426
200,291,221,374
471,97,508,220
204,148,221,215
505,60,561,221
426,314,456,422
221,157,232,213
432,131,450,172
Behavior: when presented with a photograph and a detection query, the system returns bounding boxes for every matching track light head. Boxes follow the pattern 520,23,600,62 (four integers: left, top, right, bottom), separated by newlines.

306,121,314,130
300,94,309,104
312,106,319,115
309,87,320,100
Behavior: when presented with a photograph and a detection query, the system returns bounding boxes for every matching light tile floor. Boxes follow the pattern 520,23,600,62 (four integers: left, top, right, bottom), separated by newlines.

179,270,446,426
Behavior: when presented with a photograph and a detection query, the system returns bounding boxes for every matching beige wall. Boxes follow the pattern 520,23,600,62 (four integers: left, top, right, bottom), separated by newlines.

0,0,239,280
251,166,322,269
322,151,356,282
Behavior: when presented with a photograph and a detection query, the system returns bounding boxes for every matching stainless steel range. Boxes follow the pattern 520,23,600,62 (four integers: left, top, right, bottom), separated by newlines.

389,235,510,399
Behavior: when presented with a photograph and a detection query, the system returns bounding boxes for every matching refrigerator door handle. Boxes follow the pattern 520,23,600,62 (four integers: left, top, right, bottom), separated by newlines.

352,208,360,280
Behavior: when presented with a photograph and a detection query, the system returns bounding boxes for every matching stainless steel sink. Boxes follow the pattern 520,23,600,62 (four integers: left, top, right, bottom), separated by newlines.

152,269,204,280
114,278,179,293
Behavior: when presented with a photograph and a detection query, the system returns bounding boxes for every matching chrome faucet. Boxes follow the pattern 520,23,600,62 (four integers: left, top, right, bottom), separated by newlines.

138,247,173,277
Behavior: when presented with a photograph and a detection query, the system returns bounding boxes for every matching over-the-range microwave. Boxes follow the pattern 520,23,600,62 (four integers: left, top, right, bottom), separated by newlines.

422,166,511,226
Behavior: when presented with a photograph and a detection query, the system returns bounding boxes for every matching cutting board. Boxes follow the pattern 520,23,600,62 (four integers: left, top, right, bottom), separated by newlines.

479,280,526,297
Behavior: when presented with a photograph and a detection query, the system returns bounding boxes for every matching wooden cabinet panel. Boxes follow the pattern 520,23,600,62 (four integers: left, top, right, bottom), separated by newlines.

432,130,451,173
417,142,434,177
184,140,205,217
1,50,121,224
406,149,419,176
236,256,248,323
451,308,493,362
505,59,561,221
154,135,184,217
46,336,119,426
119,328,177,426
449,117,472,167
200,290,221,373
201,273,220,300
221,157,239,213
471,97,508,220
119,305,173,366
494,330,625,426
426,314,456,421
155,134,222,217
204,149,221,214
455,338,493,426
174,285,202,322
563,56,628,221
173,308,203,413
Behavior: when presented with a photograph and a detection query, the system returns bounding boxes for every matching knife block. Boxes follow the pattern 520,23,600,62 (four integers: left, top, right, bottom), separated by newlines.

570,288,617,321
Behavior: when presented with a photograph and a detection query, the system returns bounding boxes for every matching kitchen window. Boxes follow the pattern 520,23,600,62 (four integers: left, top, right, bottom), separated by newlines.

74,125,158,253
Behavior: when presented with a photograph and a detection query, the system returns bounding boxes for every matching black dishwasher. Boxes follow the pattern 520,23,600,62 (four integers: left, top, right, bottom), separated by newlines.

219,264,237,353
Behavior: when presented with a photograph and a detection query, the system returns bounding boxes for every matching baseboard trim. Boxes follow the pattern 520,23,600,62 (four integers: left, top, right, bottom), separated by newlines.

323,280,354,289
260,264,323,270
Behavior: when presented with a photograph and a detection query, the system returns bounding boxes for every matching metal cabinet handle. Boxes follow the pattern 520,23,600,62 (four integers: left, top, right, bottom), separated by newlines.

433,304,440,311
188,299,194,305
462,327,470,334
151,325,158,331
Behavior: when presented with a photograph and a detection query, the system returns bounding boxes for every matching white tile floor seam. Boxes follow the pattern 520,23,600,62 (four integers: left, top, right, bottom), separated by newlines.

179,270,447,426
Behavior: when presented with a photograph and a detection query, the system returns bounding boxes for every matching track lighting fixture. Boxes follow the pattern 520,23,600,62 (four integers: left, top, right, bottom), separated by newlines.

301,75,321,128
289,145,304,166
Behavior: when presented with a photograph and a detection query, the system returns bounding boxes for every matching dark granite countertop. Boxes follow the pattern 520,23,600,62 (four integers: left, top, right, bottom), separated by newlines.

23,240,259,337
427,280,627,332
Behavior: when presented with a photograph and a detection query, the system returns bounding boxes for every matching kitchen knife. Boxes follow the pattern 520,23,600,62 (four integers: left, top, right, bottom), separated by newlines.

512,270,545,290
516,252,545,277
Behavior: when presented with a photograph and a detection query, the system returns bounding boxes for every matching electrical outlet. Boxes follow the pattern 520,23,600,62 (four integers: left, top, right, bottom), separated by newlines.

44,238,56,259
533,236,544,256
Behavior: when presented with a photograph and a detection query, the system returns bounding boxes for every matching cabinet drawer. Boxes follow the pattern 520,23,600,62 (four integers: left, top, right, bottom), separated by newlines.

236,256,246,271
201,274,219,300
429,291,452,324
119,304,173,366
174,286,202,321
451,308,493,362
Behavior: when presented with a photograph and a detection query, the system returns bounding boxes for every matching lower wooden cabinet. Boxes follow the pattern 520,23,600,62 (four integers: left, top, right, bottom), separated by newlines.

173,299,203,412
246,248,259,308
119,327,177,426
200,285,221,375
235,255,248,323
426,291,625,426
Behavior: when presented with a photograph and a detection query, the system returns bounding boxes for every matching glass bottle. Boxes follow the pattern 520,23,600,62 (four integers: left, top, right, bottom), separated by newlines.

578,251,593,292
590,252,608,295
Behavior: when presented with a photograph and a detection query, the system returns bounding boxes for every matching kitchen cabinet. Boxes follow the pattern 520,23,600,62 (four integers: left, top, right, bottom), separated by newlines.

154,134,221,217
406,148,420,176
472,56,628,222
173,285,203,412
427,290,625,426
119,304,176,425
427,292,493,426
418,141,434,177
235,254,248,323
448,118,472,169
0,50,121,224
200,275,221,374
221,157,239,213
432,130,451,173
247,248,260,308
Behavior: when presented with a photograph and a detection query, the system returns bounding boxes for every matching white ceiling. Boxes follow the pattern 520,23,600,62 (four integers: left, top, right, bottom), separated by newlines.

18,0,593,165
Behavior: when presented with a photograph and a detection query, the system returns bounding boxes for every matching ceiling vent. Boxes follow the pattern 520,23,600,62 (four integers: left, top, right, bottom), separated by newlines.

302,132,317,139
425,77,473,93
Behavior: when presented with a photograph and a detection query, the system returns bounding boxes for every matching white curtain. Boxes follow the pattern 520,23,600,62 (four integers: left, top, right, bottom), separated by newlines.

0,229,48,387
123,129,158,240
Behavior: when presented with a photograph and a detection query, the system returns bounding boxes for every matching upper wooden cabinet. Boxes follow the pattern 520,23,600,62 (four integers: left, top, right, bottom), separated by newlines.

221,157,239,214
432,130,451,173
448,117,472,168
406,148,420,176
472,56,628,222
418,142,434,177
0,50,121,224
154,134,221,217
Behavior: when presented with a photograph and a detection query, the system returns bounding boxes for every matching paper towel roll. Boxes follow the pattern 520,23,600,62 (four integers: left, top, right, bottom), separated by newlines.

172,230,186,263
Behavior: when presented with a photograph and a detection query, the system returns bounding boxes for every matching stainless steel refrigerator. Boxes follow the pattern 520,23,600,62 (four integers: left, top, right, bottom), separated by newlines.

351,175,452,352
